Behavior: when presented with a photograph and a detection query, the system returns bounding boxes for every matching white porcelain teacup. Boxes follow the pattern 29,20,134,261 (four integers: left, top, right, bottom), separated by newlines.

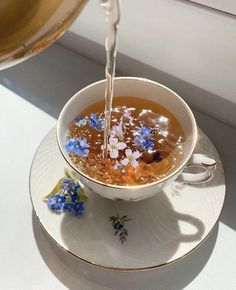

57,77,216,201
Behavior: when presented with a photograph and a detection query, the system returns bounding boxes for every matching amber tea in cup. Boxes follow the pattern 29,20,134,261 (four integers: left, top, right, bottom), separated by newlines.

65,96,185,186
58,77,216,201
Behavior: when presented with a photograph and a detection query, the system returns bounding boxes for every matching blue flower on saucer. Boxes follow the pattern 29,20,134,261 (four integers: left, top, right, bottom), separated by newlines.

48,194,66,213
45,170,87,216
61,178,81,195
63,199,84,216
71,200,85,216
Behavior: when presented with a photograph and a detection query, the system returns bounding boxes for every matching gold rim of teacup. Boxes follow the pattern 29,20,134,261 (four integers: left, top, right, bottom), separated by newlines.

57,77,198,190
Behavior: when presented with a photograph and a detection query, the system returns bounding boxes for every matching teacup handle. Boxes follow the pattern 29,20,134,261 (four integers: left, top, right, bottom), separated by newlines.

177,154,216,184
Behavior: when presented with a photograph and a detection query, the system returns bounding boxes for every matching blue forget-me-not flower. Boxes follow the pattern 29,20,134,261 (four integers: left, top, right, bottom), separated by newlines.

89,113,104,131
75,116,87,127
47,176,85,216
48,194,66,213
134,126,154,151
65,137,90,157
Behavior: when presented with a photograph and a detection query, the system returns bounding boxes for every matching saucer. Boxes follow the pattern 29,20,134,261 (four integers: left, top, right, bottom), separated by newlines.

30,127,225,271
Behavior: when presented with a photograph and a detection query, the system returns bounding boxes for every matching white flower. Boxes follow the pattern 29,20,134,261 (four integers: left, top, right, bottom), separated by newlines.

123,110,131,118
108,136,126,159
121,149,142,168
123,110,134,124
110,119,124,140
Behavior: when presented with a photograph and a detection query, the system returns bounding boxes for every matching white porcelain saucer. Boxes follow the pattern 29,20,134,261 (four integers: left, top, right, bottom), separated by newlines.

30,127,225,271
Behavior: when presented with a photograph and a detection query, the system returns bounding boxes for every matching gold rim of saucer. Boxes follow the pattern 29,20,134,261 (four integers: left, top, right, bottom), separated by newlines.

57,76,198,190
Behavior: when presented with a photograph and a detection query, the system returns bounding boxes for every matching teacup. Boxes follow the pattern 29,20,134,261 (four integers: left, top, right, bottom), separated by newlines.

57,77,216,201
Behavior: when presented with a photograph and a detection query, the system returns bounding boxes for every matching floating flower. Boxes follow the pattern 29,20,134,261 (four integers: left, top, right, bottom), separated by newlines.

134,125,154,151
134,136,154,151
113,160,123,170
108,136,126,159
48,194,66,213
121,149,142,168
74,137,90,157
89,113,104,131
75,117,87,127
123,110,132,118
65,137,90,157
65,139,77,154
139,126,152,137
110,119,124,140
123,110,134,124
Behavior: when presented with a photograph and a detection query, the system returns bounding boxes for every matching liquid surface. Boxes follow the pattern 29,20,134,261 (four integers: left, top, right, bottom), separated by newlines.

66,97,185,186
0,0,87,69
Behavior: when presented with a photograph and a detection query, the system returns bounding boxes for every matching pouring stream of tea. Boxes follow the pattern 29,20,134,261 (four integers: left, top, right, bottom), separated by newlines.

100,0,121,158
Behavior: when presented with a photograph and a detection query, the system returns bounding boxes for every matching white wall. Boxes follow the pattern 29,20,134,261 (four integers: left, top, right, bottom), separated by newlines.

190,0,236,15
59,0,236,126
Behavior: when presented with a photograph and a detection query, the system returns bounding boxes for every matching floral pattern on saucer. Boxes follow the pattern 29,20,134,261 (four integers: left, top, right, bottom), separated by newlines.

109,214,131,244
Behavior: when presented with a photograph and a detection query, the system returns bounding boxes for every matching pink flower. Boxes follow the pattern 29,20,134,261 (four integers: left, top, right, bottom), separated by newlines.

108,136,126,159
111,119,124,141
121,149,142,168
